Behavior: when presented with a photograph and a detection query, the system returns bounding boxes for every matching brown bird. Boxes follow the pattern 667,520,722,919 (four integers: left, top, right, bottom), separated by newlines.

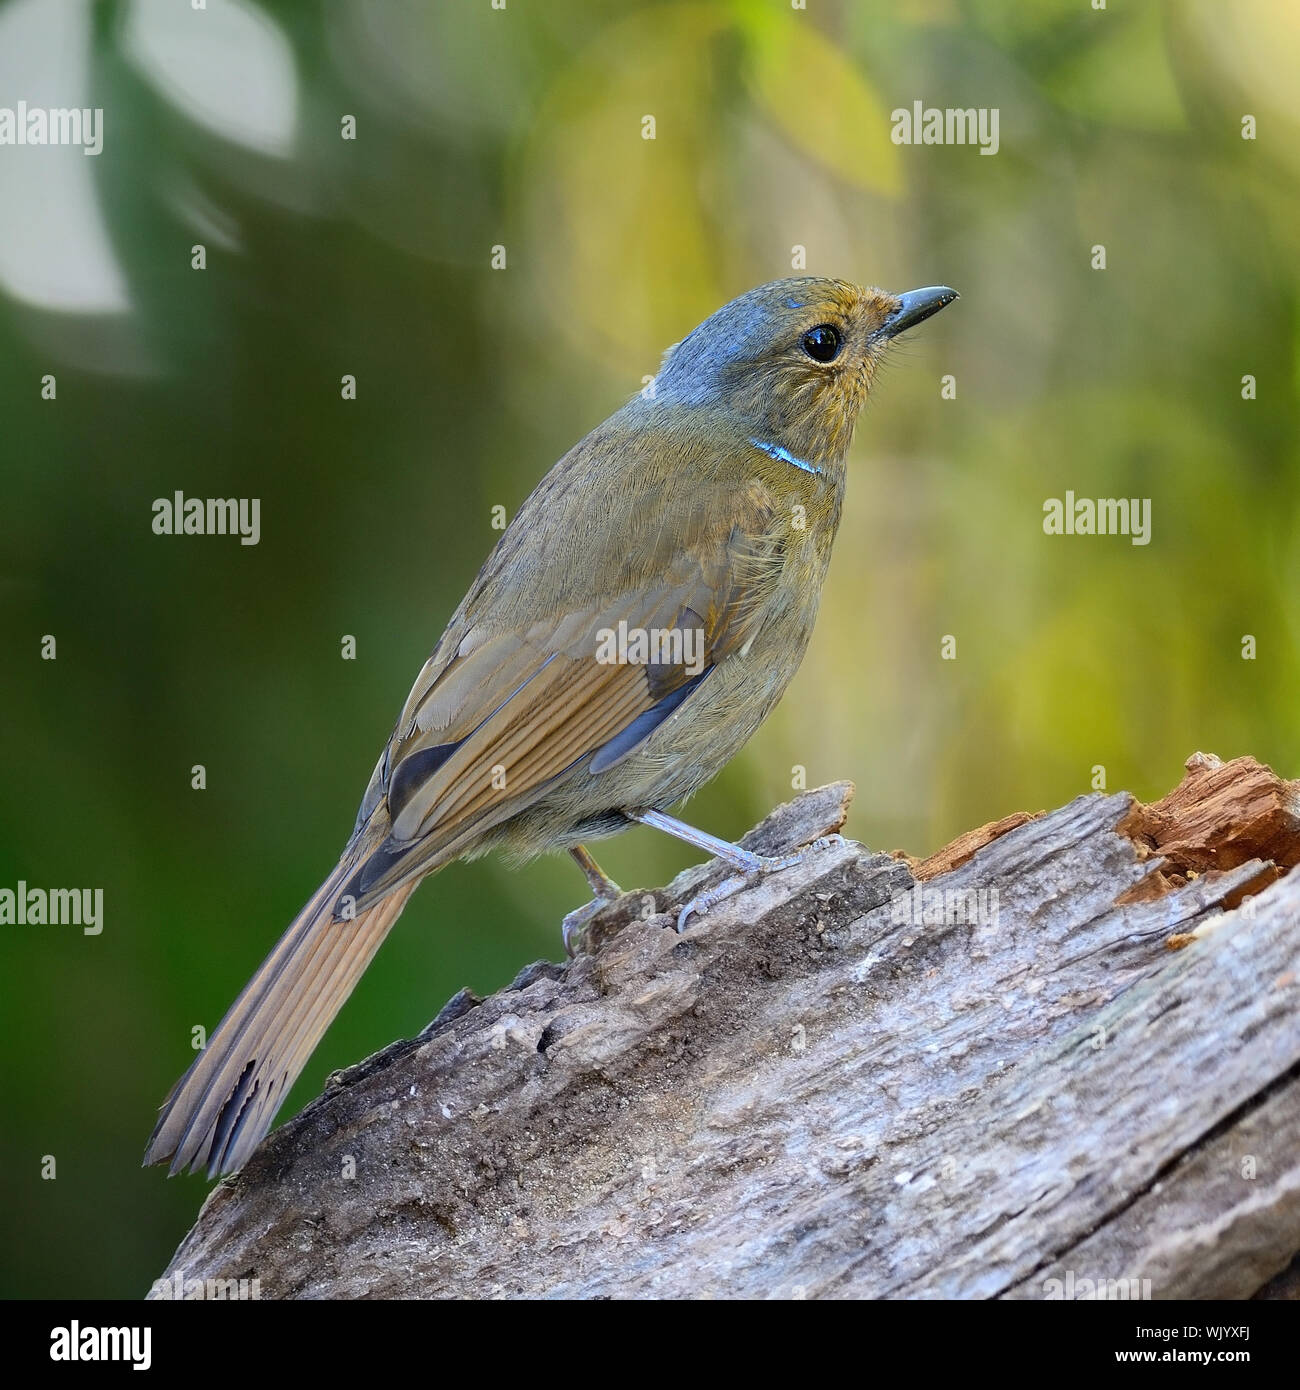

145,276,957,1177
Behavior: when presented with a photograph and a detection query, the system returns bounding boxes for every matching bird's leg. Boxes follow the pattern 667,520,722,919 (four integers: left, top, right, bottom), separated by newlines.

627,808,844,933
561,844,624,957
571,843,621,899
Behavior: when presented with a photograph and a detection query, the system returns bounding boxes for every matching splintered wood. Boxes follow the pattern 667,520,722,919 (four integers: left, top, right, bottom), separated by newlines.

1118,752,1300,908
912,752,1300,911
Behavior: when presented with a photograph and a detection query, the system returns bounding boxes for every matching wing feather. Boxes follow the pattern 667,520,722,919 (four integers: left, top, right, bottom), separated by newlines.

343,446,788,908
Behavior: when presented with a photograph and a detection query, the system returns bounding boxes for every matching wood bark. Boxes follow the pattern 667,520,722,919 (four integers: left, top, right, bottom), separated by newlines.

153,753,1300,1300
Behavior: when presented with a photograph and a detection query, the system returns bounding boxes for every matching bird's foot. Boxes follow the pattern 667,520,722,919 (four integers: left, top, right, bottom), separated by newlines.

675,835,845,933
561,844,625,957
561,886,623,958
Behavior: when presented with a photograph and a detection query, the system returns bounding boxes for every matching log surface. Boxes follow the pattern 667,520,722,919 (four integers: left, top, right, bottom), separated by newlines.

152,755,1300,1300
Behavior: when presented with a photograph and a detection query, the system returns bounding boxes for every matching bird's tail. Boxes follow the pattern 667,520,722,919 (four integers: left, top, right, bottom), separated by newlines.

144,840,418,1178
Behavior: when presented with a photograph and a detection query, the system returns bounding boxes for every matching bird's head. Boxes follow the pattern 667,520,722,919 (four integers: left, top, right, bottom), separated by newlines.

654,276,958,466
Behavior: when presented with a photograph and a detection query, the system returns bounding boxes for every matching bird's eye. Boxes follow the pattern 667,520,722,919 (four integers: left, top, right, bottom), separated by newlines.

801,324,841,363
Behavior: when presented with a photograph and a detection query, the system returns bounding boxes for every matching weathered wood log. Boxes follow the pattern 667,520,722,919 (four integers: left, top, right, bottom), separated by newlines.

152,754,1300,1300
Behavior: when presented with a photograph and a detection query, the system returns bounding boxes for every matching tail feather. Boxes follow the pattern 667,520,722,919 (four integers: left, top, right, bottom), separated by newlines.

144,851,418,1178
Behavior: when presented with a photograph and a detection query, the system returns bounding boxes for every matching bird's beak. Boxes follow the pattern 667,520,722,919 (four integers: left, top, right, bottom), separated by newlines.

880,285,959,338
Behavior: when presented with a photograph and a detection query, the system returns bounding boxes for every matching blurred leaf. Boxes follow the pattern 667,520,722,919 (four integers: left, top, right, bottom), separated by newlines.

738,3,901,196
124,0,298,157
518,2,728,366
1045,3,1186,131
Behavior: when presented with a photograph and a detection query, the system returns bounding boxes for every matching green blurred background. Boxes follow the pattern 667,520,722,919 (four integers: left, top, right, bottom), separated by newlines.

2,0,1297,1298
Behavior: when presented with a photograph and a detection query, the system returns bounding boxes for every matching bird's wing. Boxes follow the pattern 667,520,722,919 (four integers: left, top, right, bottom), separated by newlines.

145,464,786,1178
346,466,786,906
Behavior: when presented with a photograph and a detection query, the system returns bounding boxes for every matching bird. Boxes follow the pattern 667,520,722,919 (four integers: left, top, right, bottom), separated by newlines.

144,275,958,1178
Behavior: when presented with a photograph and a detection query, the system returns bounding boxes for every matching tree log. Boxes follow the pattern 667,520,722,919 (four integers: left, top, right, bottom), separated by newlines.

152,754,1300,1300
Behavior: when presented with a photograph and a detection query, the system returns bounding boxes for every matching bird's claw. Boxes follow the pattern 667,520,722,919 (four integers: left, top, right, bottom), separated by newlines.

561,889,621,958
675,873,748,933
673,834,847,934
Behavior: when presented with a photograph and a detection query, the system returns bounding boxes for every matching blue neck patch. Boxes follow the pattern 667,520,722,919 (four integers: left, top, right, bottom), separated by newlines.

750,437,822,477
